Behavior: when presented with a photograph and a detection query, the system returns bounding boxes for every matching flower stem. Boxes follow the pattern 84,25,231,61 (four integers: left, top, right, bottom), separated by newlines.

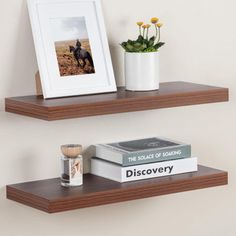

157,28,161,43
146,28,149,39
143,28,145,38
139,26,141,35
155,25,158,40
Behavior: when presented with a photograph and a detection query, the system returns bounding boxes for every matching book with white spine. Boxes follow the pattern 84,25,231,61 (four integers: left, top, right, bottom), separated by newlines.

91,157,198,183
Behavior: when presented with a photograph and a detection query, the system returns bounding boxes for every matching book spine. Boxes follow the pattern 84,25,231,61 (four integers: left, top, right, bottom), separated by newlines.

121,157,198,182
122,145,191,166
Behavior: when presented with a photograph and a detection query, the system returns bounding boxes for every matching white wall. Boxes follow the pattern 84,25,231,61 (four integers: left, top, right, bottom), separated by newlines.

0,0,235,235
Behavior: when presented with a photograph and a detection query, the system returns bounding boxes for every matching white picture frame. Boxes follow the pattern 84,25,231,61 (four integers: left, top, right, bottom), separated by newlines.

27,0,117,99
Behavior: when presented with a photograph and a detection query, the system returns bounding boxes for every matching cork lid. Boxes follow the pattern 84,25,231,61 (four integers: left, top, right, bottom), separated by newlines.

61,144,82,158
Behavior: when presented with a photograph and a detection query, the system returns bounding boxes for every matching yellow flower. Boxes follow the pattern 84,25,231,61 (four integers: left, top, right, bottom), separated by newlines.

151,17,159,24
157,23,163,28
137,22,143,26
142,24,147,29
146,24,151,28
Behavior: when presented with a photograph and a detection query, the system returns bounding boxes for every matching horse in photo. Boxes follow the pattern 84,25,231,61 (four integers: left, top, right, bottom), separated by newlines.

69,40,94,72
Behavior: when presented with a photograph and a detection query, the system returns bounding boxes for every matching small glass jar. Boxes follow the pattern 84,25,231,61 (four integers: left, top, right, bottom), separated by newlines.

61,144,83,187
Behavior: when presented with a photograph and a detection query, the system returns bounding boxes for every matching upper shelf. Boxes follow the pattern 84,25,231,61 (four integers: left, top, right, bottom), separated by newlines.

5,81,229,121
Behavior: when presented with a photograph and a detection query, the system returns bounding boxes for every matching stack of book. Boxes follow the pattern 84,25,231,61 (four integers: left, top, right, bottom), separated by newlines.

91,137,198,183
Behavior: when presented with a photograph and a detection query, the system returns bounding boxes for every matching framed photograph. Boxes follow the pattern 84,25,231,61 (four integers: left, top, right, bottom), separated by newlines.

27,0,117,99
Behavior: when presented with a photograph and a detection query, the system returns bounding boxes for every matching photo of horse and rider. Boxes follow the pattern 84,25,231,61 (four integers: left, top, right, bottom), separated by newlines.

51,17,95,77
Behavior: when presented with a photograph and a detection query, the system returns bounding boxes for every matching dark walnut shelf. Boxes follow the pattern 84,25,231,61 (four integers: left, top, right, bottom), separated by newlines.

5,81,228,121
7,165,228,213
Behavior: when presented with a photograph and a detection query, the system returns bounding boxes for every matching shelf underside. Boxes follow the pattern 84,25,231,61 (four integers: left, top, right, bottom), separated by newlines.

7,165,228,213
5,82,228,121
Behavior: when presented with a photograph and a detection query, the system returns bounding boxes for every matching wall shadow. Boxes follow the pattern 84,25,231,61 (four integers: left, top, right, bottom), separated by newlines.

7,0,37,97
109,44,124,87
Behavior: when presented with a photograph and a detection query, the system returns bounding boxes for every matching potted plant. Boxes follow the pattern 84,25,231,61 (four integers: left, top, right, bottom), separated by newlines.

121,17,165,91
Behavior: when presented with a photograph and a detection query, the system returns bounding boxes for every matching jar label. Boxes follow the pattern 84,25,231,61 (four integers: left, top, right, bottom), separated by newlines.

69,159,83,186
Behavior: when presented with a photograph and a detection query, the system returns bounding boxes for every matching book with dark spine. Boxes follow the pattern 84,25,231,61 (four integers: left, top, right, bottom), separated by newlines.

95,137,191,166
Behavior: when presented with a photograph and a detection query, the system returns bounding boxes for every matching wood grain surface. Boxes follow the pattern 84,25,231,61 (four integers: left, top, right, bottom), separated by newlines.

5,82,229,121
6,165,228,213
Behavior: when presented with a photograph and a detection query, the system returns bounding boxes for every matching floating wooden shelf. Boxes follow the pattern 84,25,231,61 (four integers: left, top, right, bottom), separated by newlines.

6,165,228,213
5,81,228,121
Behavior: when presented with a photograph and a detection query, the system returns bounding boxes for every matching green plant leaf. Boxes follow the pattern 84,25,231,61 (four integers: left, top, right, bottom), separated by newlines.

127,40,134,45
143,47,157,52
133,42,142,47
120,36,164,52
126,43,135,51
143,39,149,45
140,44,148,51
150,36,155,41
148,39,155,47
137,35,144,43
154,42,165,50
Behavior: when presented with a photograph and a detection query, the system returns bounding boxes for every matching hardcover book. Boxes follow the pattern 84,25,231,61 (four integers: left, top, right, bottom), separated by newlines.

95,137,191,166
91,157,198,183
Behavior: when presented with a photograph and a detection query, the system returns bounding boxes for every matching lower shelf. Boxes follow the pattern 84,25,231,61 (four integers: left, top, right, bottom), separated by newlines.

7,165,227,213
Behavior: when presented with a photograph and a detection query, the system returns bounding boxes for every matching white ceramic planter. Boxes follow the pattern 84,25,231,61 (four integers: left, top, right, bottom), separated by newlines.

125,52,159,91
